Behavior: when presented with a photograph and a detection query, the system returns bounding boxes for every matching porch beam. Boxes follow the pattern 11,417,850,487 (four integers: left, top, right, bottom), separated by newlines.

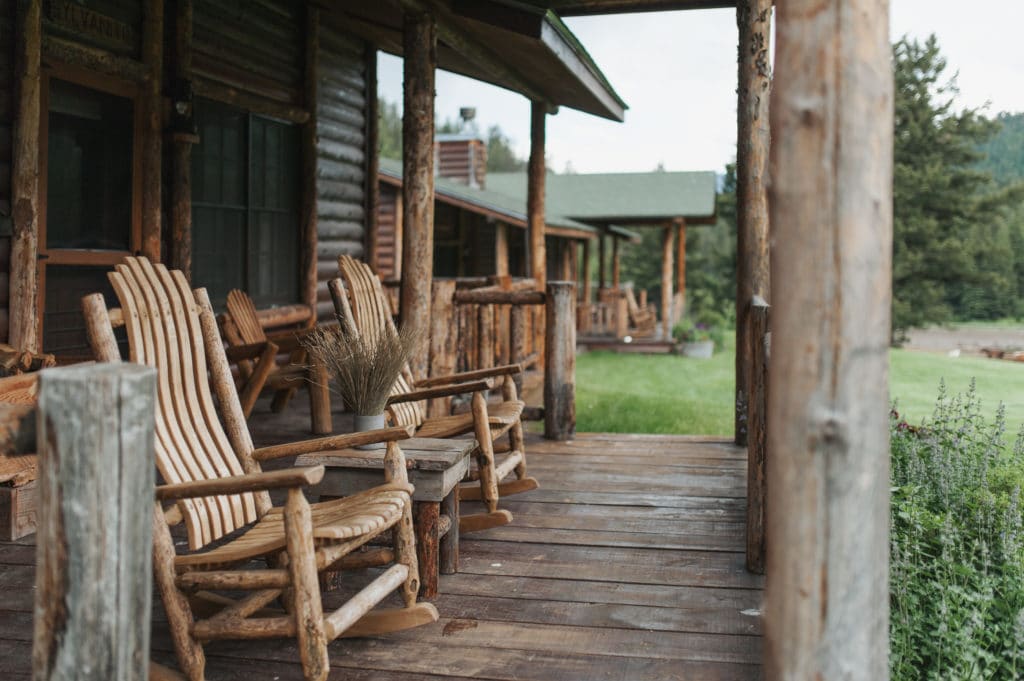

734,0,772,446
141,0,164,261
400,9,437,379
660,223,673,339
764,0,893,676
10,0,42,351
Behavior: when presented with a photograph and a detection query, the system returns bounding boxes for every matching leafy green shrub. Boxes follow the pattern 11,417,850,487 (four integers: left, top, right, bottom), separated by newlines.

890,381,1024,679
671,311,727,350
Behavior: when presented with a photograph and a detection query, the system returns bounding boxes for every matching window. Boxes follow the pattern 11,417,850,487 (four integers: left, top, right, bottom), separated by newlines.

191,100,300,309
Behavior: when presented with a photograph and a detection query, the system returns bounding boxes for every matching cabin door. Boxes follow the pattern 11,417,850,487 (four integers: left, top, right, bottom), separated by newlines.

37,67,142,358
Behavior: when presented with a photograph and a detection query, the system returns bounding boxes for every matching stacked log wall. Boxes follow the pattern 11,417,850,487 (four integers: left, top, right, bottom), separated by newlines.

374,183,399,279
315,19,368,320
0,0,14,342
192,0,302,108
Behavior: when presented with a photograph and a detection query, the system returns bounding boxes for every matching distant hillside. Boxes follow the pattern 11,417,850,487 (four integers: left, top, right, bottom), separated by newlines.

978,112,1024,185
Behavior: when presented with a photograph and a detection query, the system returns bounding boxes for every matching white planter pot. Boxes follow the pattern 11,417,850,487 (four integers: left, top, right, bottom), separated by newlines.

678,340,715,359
353,413,387,450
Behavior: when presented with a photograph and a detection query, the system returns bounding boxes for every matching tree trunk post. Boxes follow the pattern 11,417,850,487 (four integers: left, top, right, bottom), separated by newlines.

170,0,194,278
428,279,457,417
10,0,42,352
400,9,437,379
611,236,620,289
301,4,320,312
660,224,673,339
674,218,687,322
597,233,606,290
746,296,769,574
141,0,164,261
735,0,772,446
364,43,380,279
765,0,893,676
528,101,546,368
544,282,575,441
33,363,157,681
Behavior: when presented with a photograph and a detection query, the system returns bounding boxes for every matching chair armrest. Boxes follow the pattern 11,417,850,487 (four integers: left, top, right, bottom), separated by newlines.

225,341,278,363
252,424,415,461
416,363,522,388
263,331,311,354
156,466,325,501
387,379,492,405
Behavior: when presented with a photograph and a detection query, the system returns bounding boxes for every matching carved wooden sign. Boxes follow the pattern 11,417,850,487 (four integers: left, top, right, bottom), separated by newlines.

46,0,138,55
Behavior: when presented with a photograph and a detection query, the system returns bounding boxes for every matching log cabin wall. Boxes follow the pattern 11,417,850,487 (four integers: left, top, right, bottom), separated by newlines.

314,17,369,320
0,0,13,342
374,182,401,280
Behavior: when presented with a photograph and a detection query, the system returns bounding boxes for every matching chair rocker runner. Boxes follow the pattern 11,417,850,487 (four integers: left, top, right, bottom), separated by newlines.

82,257,437,681
220,289,333,434
333,255,539,534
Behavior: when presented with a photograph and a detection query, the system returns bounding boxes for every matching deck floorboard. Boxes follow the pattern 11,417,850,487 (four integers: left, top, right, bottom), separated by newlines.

0,398,763,680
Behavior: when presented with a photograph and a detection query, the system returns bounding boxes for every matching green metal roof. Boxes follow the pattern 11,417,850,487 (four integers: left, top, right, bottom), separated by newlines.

378,157,603,237
486,170,718,223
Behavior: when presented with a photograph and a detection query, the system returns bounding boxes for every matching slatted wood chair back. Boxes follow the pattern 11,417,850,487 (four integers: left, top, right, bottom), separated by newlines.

101,257,265,550
624,286,642,317
225,289,267,344
336,255,426,428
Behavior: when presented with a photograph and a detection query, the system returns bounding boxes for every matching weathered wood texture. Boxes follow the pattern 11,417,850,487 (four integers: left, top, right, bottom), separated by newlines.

364,43,380,278
301,4,319,312
428,280,457,417
33,363,155,681
9,0,40,351
765,0,893,677
745,296,768,575
170,0,193,278
2,413,765,681
734,0,772,446
399,10,436,379
315,18,370,320
674,219,686,322
544,282,575,441
373,184,401,279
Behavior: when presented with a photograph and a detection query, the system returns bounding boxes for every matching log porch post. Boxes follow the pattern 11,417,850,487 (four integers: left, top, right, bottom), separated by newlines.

735,0,772,446
301,4,320,312
764,0,893,676
10,0,42,351
170,0,194,278
597,232,606,290
611,236,620,289
660,223,673,339
581,239,592,303
140,0,164,262
674,218,686,322
400,9,437,379
528,101,546,368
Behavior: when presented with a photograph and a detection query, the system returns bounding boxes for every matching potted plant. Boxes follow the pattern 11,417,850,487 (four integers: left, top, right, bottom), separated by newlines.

303,322,416,449
672,315,723,359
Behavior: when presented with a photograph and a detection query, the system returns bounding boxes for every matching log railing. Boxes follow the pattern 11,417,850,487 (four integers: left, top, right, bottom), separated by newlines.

745,295,769,574
424,279,575,440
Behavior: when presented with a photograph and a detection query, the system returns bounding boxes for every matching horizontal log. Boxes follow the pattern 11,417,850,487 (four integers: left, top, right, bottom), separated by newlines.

155,466,325,500
193,75,308,123
175,570,290,592
387,379,491,404
454,289,545,306
417,363,522,388
41,35,147,81
255,304,312,329
253,425,414,461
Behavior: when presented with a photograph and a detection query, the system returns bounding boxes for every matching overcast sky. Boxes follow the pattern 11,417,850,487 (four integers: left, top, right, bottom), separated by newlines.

377,0,1024,174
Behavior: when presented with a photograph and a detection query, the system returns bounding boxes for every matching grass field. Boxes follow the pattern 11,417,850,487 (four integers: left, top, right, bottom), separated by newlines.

576,341,1024,435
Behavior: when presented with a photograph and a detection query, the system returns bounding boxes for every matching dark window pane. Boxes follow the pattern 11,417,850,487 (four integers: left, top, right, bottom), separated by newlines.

43,265,127,359
46,79,133,250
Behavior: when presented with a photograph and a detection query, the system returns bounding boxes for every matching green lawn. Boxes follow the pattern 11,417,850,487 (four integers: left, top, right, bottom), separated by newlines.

576,343,1024,435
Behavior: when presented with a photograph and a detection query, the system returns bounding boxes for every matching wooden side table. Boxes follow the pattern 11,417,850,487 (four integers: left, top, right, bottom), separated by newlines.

296,437,475,599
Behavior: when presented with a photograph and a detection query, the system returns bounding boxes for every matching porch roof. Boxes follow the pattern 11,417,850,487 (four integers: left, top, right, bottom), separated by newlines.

330,0,627,121
515,0,736,15
486,170,719,225
380,157,643,242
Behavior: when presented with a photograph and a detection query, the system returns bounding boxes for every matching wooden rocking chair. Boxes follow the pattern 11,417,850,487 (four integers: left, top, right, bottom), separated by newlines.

332,255,539,533
82,257,437,681
624,285,659,337
220,289,332,434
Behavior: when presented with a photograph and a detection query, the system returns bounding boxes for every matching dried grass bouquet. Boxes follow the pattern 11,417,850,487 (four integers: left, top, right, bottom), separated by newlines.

302,322,416,416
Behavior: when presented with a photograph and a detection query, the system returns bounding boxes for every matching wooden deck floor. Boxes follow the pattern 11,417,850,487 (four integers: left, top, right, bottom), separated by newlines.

0,400,763,680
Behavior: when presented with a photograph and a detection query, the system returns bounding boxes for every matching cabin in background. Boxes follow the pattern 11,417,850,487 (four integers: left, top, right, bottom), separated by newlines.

1,0,627,360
